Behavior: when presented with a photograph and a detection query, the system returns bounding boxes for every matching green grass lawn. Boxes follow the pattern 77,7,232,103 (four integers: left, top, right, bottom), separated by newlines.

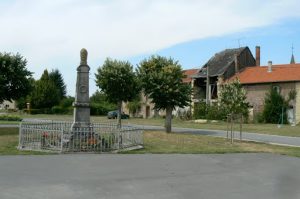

1,127,299,157
124,131,300,157
0,128,48,155
124,117,300,137
2,113,300,137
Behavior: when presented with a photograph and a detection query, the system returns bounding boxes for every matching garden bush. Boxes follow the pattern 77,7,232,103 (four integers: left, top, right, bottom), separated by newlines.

90,103,116,116
51,106,71,114
262,88,288,124
193,102,207,119
0,115,22,121
193,102,227,121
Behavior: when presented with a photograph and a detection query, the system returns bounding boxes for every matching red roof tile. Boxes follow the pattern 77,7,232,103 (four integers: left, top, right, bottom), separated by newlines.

229,63,300,84
182,69,198,83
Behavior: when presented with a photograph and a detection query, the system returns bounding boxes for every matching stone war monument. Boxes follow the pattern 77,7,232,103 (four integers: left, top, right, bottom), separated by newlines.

72,48,90,128
18,48,143,153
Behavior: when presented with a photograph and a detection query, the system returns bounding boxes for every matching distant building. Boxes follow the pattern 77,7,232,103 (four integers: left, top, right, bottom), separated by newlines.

192,46,257,104
230,62,300,124
0,100,17,110
122,69,198,118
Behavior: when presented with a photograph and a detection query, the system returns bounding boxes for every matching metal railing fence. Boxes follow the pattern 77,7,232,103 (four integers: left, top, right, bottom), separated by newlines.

18,121,143,153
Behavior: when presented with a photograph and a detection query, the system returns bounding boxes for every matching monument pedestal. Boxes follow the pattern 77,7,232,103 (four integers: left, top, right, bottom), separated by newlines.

70,48,94,151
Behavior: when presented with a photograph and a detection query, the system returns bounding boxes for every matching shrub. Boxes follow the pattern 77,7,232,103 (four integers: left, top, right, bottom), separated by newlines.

193,102,207,119
0,115,22,121
51,106,71,114
59,96,74,108
90,103,116,116
206,103,228,120
193,102,227,121
254,112,264,123
262,88,288,124
26,108,51,114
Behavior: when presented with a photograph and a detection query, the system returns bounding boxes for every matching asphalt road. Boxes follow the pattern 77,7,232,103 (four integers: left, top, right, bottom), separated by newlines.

0,154,300,199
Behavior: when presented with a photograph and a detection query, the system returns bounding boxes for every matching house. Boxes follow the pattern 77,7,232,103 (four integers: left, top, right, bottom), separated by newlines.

0,100,17,110
122,69,198,118
192,46,258,104
230,61,300,124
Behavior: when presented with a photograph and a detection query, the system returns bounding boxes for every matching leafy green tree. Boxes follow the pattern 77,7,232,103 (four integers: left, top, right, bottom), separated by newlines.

263,87,288,124
90,90,117,116
219,79,249,120
90,90,108,103
59,96,75,108
95,58,139,127
138,56,192,133
0,52,32,103
49,69,67,100
30,70,60,109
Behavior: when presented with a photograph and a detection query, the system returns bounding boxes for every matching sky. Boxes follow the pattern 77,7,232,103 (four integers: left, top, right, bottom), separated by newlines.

1,0,300,96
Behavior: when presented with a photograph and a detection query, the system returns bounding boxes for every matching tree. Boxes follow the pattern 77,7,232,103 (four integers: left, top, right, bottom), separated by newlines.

95,58,139,127
30,70,60,109
90,90,117,116
219,79,249,118
138,55,192,133
262,87,288,124
49,69,67,100
0,52,32,103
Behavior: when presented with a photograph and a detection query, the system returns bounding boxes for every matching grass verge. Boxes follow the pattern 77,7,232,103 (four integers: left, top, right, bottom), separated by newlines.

1,127,300,157
125,118,300,137
123,131,300,157
0,128,48,155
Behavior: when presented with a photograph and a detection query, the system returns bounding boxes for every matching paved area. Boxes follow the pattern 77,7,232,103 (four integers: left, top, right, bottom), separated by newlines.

0,154,300,199
131,124,300,147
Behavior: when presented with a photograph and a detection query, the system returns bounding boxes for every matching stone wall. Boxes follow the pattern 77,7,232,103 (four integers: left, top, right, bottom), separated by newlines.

243,82,298,123
295,82,300,124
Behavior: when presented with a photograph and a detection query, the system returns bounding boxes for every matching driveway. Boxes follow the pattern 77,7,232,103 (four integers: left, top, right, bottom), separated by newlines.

0,154,299,199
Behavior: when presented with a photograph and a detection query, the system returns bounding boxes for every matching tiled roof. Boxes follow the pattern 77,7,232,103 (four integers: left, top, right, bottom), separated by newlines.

182,69,198,83
230,63,300,84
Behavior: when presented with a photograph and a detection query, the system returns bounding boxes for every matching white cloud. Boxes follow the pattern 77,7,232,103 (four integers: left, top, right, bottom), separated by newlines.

1,0,300,94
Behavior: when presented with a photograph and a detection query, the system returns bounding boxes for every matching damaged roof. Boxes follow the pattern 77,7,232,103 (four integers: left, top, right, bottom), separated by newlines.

194,47,248,78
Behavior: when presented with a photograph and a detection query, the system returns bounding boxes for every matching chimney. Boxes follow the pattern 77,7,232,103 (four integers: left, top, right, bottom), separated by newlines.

234,54,239,73
268,61,272,72
256,46,260,66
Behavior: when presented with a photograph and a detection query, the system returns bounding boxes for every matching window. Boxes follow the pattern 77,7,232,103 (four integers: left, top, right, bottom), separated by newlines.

273,85,280,94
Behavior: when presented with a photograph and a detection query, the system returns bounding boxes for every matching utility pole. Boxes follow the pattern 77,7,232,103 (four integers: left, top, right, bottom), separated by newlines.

206,65,210,105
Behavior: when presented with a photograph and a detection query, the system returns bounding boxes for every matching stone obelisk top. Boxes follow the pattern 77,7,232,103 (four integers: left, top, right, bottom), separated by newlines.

80,48,88,65
73,48,90,127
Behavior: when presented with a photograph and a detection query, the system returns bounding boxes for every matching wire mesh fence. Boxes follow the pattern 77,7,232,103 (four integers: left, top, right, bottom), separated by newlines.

18,121,143,153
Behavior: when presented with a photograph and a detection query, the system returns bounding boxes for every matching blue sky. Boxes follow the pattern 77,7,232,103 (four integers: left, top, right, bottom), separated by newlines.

1,0,300,96
129,19,300,68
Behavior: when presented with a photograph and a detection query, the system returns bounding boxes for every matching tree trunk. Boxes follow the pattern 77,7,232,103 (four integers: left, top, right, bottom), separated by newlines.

117,101,122,129
165,107,173,133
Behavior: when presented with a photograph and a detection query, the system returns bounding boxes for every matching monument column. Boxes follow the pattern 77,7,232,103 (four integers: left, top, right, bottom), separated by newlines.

73,48,90,127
